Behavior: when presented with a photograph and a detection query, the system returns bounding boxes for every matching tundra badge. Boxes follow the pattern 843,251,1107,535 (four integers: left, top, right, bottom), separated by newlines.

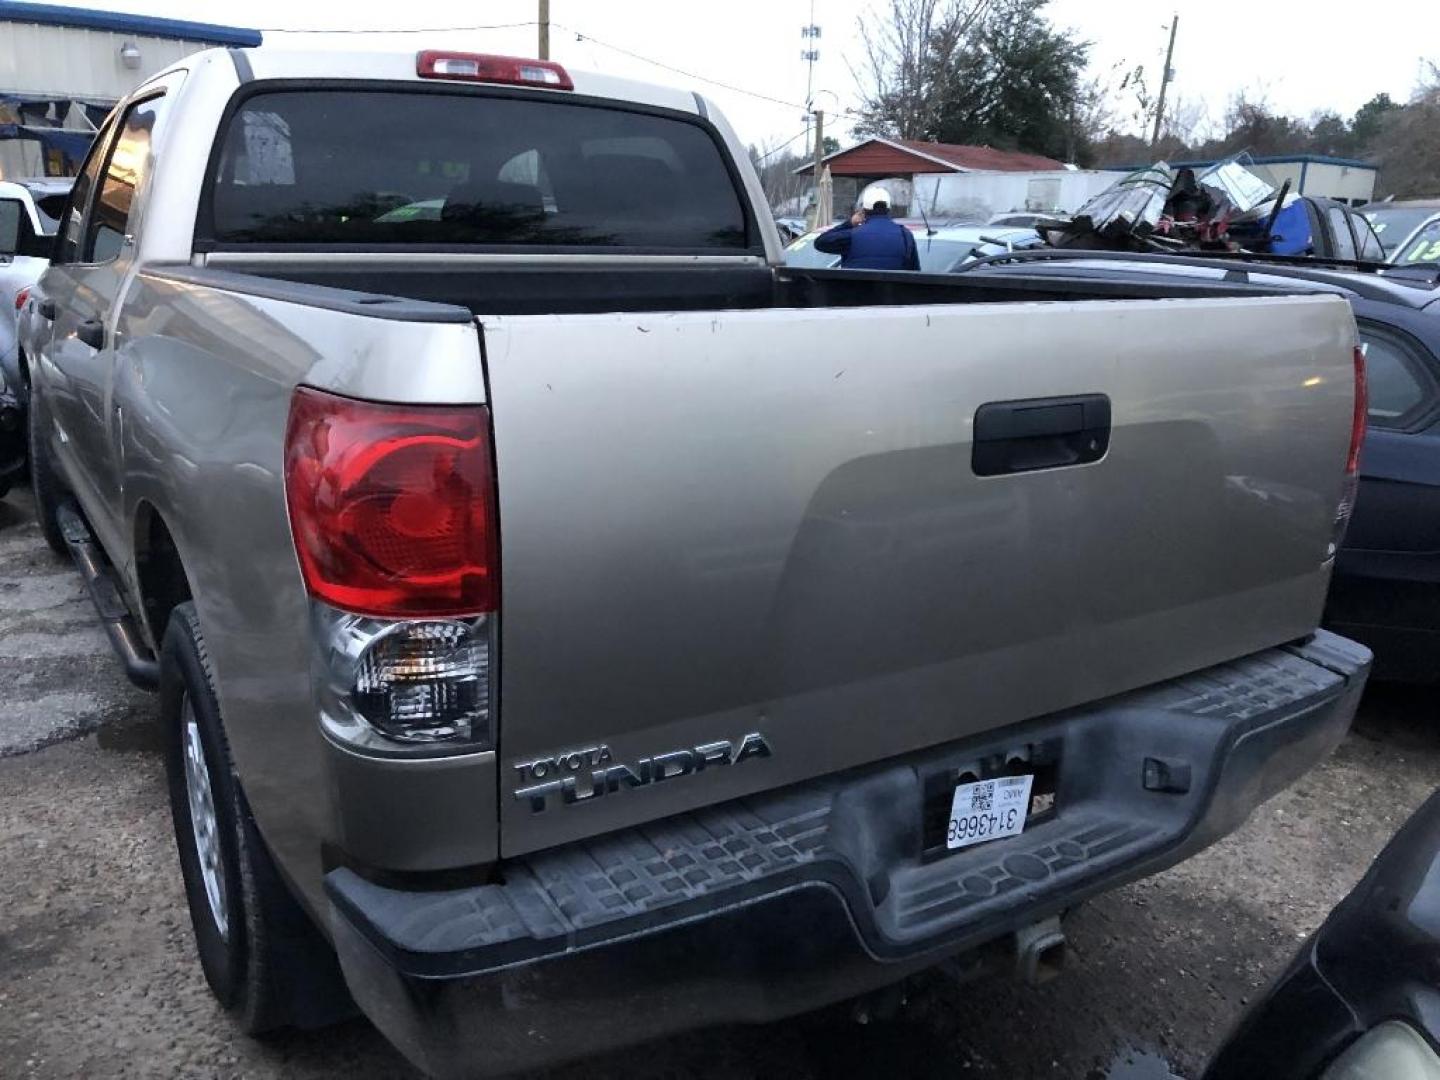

512,734,773,813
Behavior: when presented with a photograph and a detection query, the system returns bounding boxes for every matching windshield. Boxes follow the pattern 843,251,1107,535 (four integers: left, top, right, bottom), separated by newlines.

912,238,982,271
1394,219,1440,266
1361,206,1437,257
207,90,753,251
782,234,838,268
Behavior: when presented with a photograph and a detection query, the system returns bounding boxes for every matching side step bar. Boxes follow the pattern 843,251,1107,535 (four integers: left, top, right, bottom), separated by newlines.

57,503,160,690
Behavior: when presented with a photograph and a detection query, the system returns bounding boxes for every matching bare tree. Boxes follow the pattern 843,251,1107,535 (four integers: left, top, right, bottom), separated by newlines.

851,0,990,139
1372,62,1440,197
749,140,811,211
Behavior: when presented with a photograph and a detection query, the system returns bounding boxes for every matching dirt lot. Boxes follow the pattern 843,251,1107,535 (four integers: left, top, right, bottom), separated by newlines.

2,484,1436,1080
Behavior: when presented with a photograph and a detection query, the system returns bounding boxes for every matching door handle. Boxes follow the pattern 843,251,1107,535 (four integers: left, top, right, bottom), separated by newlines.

39,298,57,320
972,394,1111,476
77,319,106,350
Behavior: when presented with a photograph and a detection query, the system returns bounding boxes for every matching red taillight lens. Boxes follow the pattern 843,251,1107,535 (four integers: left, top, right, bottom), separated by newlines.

1328,344,1369,559
416,50,573,90
284,388,498,617
15,287,30,312
1347,344,1368,477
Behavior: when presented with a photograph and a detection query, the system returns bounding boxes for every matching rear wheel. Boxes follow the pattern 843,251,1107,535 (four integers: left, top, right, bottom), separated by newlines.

162,602,352,1033
25,380,69,557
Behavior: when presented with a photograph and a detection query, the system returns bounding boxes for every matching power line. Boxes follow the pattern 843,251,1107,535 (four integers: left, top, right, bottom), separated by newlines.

554,22,808,112
250,18,864,129
754,128,812,163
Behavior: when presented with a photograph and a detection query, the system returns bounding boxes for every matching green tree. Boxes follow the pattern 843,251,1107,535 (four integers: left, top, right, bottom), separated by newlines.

1307,111,1350,156
1350,93,1399,155
855,0,1090,162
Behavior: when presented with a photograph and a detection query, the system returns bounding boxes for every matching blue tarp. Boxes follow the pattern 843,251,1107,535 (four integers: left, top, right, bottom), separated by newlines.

1267,200,1313,255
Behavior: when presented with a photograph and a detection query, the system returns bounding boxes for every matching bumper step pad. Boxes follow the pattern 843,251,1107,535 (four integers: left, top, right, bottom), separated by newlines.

329,631,1369,977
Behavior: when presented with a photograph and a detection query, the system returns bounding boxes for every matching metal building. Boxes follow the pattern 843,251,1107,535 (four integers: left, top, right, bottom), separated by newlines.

0,1,259,178
1105,154,1379,206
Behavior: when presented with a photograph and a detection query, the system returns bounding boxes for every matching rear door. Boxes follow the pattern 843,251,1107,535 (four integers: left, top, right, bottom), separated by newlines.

487,292,1358,854
41,81,176,554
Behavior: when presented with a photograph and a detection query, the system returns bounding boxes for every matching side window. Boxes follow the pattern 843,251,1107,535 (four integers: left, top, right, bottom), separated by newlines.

84,94,167,263
55,119,116,264
1327,207,1357,260
0,199,21,254
1354,215,1385,262
1360,325,1437,429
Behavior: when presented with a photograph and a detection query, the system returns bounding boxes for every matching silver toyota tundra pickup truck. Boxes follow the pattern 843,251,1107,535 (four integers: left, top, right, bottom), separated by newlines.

25,45,1372,1077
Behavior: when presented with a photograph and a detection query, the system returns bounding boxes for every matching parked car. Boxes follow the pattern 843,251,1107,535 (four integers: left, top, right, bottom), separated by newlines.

1359,198,1440,262
1390,215,1440,268
0,178,71,497
784,223,1045,271
27,45,1371,1077
960,247,1440,682
1227,195,1387,262
1203,790,1440,1079
986,211,1061,228
1,178,71,396
774,214,808,243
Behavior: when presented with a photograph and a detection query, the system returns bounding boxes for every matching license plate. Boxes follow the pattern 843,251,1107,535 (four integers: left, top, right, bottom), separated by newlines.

946,774,1034,850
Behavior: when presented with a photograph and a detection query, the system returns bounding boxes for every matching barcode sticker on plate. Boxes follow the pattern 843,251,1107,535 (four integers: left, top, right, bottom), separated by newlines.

946,774,1034,850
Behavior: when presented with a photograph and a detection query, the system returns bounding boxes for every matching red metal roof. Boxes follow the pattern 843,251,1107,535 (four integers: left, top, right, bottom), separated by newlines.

796,138,1064,176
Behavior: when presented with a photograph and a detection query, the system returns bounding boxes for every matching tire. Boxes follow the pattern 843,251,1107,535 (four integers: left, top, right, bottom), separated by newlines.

25,380,69,557
162,602,352,1033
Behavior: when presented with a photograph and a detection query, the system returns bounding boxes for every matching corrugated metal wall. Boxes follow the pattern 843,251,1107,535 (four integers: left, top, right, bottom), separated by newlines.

1,22,205,98
0,21,215,178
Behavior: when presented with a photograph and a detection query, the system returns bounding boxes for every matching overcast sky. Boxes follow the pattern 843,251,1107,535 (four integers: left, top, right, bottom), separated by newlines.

59,0,1440,152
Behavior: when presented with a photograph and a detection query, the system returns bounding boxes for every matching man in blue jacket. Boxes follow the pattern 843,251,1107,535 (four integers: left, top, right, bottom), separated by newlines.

813,186,921,271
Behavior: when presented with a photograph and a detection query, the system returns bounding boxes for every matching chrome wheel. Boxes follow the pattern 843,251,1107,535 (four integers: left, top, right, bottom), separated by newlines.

182,696,229,939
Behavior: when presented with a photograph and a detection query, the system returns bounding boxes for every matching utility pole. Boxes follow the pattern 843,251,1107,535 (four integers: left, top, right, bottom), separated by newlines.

808,108,825,228
1149,15,1178,149
800,9,821,155
538,0,550,60
811,109,825,187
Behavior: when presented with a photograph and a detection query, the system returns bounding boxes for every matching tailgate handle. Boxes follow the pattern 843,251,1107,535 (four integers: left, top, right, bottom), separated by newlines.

972,394,1110,476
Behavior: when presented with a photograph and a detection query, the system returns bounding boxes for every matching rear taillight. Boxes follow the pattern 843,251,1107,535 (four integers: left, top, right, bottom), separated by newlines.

416,50,573,90
15,287,30,312
1329,344,1368,558
1347,344,1368,478
284,387,498,618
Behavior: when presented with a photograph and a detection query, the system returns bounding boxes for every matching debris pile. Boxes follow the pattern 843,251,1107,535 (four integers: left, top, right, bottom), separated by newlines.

1042,156,1289,254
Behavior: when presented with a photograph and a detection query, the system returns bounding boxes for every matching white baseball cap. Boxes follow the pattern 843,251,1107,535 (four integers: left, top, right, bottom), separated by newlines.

861,186,892,210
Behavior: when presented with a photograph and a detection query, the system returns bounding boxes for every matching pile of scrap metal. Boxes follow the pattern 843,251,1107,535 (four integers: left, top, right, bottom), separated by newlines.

1042,156,1287,253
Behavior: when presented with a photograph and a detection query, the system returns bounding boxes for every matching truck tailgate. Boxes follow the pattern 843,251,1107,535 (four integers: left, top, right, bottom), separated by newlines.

484,293,1356,855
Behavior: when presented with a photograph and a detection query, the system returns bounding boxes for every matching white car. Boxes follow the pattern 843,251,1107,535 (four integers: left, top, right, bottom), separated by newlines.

783,223,1045,272
1360,199,1440,264
1,178,72,405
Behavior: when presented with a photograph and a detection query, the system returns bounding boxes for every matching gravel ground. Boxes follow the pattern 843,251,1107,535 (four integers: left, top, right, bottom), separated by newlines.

2,485,1436,1080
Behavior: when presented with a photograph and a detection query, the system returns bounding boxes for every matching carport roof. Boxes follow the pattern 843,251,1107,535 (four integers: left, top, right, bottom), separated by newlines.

0,0,261,47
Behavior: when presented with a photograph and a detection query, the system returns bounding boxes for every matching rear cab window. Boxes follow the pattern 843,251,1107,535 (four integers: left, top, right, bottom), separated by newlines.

202,89,757,253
